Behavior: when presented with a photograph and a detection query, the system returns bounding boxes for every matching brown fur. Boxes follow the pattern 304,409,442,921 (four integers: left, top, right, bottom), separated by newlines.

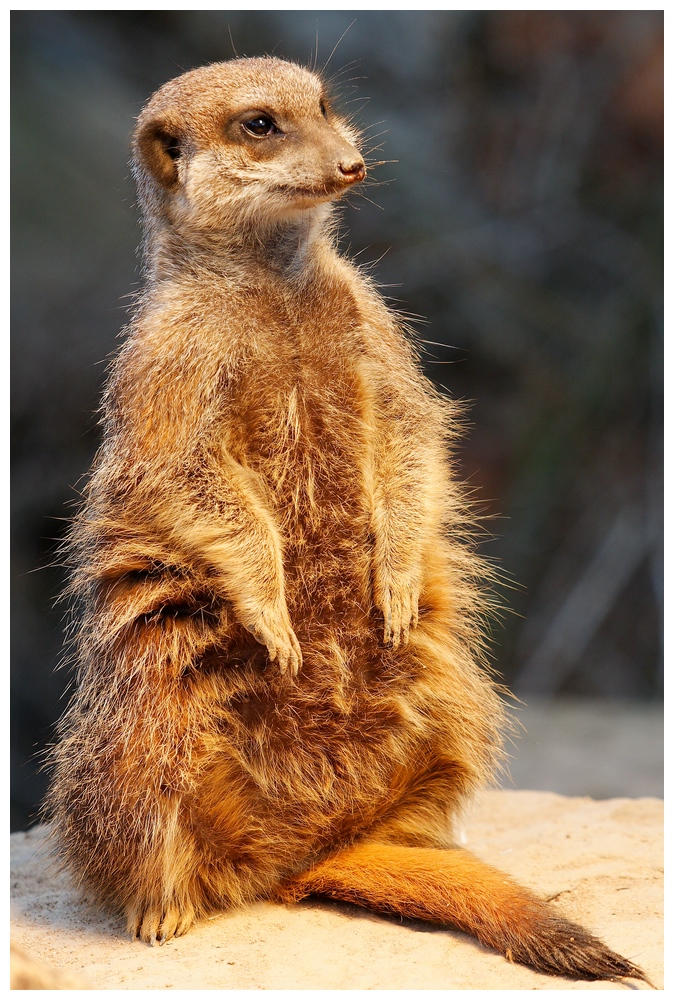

46,57,647,985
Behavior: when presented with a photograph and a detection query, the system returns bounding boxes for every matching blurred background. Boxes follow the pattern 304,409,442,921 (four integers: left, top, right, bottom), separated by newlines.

11,11,663,830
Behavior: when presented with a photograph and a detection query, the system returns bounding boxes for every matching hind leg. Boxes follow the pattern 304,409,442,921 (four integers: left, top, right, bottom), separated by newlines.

48,579,269,946
117,720,292,945
70,742,280,946
125,854,199,945
51,714,210,947
123,779,277,946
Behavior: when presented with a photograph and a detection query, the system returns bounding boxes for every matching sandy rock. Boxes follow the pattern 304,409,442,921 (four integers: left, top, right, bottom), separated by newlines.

9,942,90,990
10,790,662,990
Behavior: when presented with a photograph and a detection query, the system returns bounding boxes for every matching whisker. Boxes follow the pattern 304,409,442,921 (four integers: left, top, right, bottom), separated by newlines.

227,23,239,58
417,338,463,351
353,191,386,212
321,20,358,75
359,122,388,135
325,61,362,89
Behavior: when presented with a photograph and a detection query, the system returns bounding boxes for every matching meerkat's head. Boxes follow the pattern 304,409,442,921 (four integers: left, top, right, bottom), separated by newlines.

133,57,366,237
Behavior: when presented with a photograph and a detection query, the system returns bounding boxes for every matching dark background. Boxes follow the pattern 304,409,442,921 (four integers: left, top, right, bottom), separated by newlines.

11,11,663,831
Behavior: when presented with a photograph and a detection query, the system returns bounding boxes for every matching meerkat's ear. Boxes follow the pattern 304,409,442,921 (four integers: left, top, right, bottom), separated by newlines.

135,117,184,190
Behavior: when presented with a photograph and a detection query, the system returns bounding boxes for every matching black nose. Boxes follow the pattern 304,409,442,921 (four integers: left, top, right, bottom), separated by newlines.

338,159,366,183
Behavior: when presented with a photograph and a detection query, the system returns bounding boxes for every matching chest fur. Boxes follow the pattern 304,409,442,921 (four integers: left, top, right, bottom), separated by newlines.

225,293,375,514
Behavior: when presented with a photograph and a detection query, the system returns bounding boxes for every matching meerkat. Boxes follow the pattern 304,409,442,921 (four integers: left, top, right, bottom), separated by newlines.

46,57,648,984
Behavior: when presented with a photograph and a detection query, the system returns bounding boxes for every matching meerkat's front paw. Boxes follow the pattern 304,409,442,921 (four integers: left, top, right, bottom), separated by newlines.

375,571,420,648
127,896,196,946
245,603,303,675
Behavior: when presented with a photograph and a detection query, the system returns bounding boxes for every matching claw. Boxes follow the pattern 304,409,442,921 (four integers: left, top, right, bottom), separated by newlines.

245,606,302,675
377,578,420,647
128,898,196,946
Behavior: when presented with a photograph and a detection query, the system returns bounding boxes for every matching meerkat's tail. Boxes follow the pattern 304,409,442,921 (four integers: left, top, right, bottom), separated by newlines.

278,842,650,985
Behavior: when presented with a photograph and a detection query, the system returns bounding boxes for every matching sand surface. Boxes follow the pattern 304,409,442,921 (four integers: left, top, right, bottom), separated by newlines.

10,790,662,991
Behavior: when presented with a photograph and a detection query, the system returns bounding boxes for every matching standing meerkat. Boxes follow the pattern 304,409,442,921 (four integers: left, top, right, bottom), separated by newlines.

46,57,647,984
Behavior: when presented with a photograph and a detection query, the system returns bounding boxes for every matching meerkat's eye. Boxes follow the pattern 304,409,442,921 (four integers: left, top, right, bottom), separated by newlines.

319,101,328,119
163,135,181,161
242,116,278,137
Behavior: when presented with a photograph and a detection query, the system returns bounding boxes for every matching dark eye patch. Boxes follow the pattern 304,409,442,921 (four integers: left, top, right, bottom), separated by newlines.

163,135,181,161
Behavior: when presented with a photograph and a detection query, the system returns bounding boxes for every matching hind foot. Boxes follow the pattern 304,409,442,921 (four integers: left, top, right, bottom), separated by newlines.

127,897,196,946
